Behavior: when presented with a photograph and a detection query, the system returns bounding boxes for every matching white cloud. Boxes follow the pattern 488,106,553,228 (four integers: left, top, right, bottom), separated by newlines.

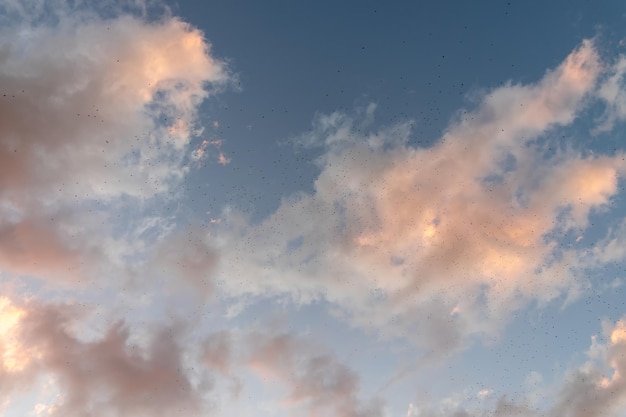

3,5,626,415
212,39,626,360
476,390,492,399
0,2,230,286
594,55,626,133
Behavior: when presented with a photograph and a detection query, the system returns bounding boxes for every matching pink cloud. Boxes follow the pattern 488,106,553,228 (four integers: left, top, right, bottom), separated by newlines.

191,139,231,165
0,297,210,417
0,5,230,287
212,39,626,359
1,295,384,417
246,332,384,417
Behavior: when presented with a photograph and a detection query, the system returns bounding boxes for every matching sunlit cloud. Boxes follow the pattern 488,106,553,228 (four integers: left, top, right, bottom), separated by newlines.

212,39,626,359
0,294,383,417
0,297,215,417
191,139,230,166
217,152,231,166
0,297,29,373
2,2,626,416
0,2,231,286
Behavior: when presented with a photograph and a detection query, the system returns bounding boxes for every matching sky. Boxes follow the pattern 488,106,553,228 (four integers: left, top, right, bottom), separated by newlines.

2,0,626,416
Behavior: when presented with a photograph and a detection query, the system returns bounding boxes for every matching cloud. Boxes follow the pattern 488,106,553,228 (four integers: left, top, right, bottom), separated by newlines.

1,294,384,417
212,39,626,359
217,152,231,166
587,219,626,265
191,139,231,166
594,55,626,133
0,296,218,417
141,224,218,297
0,213,100,284
0,11,227,202
405,316,626,417
476,390,492,399
246,331,385,417
202,330,233,376
192,139,212,162
0,297,35,409
0,2,230,285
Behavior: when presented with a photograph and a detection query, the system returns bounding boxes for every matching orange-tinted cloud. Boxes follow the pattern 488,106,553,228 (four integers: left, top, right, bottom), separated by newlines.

213,39,626,357
0,5,230,285
0,296,225,417
1,295,385,417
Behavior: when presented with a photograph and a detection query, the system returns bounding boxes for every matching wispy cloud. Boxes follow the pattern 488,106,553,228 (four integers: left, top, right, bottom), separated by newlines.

191,139,231,165
405,316,626,417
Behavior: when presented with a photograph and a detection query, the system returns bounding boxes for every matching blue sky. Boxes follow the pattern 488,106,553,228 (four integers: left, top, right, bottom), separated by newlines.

2,1,626,417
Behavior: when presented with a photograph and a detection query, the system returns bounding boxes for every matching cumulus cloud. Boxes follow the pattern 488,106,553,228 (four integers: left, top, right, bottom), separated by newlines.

0,10,227,201
212,39,626,358
0,296,219,417
0,295,383,417
0,1,230,285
